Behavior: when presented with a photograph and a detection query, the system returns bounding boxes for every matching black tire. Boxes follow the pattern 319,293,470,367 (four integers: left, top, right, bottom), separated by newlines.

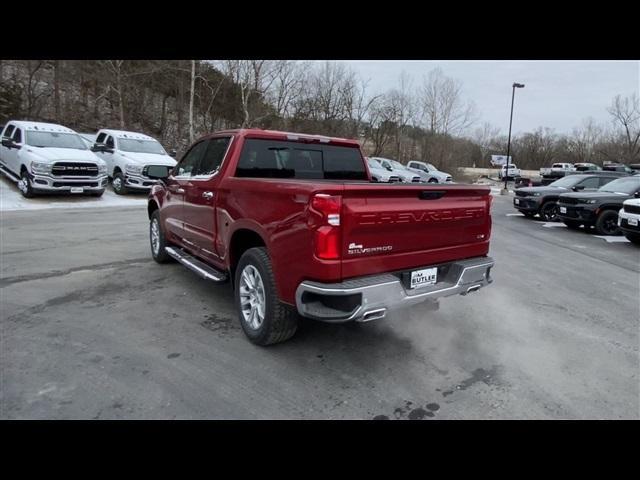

539,201,559,222
18,168,35,198
624,232,640,245
150,210,172,263
595,210,621,236
428,177,438,183
112,171,128,195
234,247,298,346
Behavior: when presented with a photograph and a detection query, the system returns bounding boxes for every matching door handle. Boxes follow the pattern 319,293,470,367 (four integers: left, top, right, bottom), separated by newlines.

202,191,214,199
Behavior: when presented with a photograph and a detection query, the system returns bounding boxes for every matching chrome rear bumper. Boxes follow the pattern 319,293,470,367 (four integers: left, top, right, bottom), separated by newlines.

295,256,494,323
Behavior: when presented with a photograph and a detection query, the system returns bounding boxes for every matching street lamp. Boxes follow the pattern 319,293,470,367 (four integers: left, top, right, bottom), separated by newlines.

501,82,525,195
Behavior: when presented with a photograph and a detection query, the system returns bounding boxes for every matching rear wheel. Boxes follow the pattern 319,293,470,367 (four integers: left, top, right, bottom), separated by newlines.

428,177,438,183
624,232,640,245
563,220,582,230
235,247,298,346
595,210,621,236
539,201,559,222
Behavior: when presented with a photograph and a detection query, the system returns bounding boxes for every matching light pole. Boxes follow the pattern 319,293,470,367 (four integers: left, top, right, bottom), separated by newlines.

501,82,525,194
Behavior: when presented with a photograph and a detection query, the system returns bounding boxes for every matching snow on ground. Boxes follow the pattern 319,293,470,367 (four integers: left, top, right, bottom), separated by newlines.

0,173,147,212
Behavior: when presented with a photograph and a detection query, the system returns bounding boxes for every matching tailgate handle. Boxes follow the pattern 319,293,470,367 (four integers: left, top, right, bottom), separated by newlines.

419,190,446,200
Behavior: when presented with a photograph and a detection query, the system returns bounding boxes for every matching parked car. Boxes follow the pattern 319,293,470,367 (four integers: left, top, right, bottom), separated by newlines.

557,175,640,235
539,163,574,179
513,172,628,221
573,163,602,172
369,157,422,183
366,157,400,183
602,163,635,174
406,160,453,183
146,129,495,345
92,129,177,195
618,198,640,245
0,121,108,198
498,163,521,180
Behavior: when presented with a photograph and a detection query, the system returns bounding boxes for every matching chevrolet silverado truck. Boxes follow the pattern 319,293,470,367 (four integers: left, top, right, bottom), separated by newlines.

147,129,494,345
0,121,108,197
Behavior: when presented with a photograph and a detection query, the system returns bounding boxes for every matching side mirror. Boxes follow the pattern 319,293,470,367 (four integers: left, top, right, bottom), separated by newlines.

635,191,640,198
91,143,106,152
169,149,177,158
147,165,171,180
2,137,17,149
572,185,585,191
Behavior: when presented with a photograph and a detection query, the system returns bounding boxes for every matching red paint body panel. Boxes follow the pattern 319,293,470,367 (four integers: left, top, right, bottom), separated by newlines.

149,129,492,305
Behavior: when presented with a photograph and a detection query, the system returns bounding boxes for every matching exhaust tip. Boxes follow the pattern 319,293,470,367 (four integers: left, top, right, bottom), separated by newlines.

358,308,387,323
464,285,481,295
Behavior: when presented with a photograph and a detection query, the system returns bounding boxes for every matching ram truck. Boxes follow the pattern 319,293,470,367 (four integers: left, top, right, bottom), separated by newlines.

147,129,495,345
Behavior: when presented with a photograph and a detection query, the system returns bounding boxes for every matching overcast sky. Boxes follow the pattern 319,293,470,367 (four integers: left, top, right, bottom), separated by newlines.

335,60,639,136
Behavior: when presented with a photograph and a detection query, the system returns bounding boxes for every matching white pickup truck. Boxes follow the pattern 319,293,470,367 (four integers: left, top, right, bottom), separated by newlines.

540,163,575,178
91,129,177,194
0,121,108,198
406,160,453,183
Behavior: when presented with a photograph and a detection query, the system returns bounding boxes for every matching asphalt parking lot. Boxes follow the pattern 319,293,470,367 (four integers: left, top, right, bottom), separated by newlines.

1,185,638,419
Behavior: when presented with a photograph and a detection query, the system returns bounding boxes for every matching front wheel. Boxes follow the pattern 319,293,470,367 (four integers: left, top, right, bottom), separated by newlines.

18,169,35,198
112,172,128,195
539,201,559,222
428,177,438,184
235,247,298,346
150,210,172,263
595,210,621,236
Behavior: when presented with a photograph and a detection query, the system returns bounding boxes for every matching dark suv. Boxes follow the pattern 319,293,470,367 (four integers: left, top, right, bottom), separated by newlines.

513,172,627,221
557,175,640,235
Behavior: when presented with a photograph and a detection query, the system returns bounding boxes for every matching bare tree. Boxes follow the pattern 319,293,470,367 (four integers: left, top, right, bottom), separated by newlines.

418,68,477,136
472,122,501,166
607,93,640,163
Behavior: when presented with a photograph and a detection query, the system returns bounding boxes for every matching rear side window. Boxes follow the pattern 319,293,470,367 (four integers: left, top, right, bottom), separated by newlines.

195,137,231,176
235,139,367,180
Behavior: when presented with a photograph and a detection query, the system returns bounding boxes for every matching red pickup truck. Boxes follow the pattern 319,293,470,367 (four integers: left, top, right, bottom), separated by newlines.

146,129,494,345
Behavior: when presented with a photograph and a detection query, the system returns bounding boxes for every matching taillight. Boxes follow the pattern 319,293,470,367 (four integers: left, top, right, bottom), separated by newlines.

310,194,342,260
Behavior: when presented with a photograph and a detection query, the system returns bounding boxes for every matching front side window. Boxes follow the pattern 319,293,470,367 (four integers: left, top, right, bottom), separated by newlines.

235,139,367,180
106,136,115,148
96,132,107,143
12,128,22,143
3,124,15,139
578,177,600,189
176,140,208,177
599,177,640,195
195,137,231,176
118,138,166,155
26,131,87,150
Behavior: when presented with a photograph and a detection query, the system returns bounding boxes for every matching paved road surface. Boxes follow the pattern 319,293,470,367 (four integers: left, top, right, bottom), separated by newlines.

1,194,638,419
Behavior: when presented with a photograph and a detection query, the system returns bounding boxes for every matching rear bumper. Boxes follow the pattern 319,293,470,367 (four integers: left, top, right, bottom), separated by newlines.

295,256,494,323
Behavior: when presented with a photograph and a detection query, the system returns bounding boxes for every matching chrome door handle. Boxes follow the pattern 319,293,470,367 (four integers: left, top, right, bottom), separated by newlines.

202,191,214,199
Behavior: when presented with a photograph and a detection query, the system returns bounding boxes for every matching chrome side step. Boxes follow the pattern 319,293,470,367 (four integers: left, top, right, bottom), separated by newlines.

0,164,20,182
165,246,228,283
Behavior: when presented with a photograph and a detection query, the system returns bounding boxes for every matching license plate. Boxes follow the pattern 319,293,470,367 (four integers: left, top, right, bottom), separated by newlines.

560,206,567,214
514,198,520,205
70,187,84,193
629,218,638,226
410,267,437,289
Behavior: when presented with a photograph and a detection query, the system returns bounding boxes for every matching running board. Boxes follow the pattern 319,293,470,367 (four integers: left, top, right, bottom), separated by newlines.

0,164,20,182
165,246,228,283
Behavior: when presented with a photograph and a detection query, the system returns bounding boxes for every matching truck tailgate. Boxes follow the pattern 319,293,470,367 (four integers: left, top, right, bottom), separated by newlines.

340,184,492,279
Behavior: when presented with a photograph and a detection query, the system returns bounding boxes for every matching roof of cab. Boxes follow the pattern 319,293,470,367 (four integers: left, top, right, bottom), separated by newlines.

98,129,157,141
197,128,360,147
8,121,76,134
